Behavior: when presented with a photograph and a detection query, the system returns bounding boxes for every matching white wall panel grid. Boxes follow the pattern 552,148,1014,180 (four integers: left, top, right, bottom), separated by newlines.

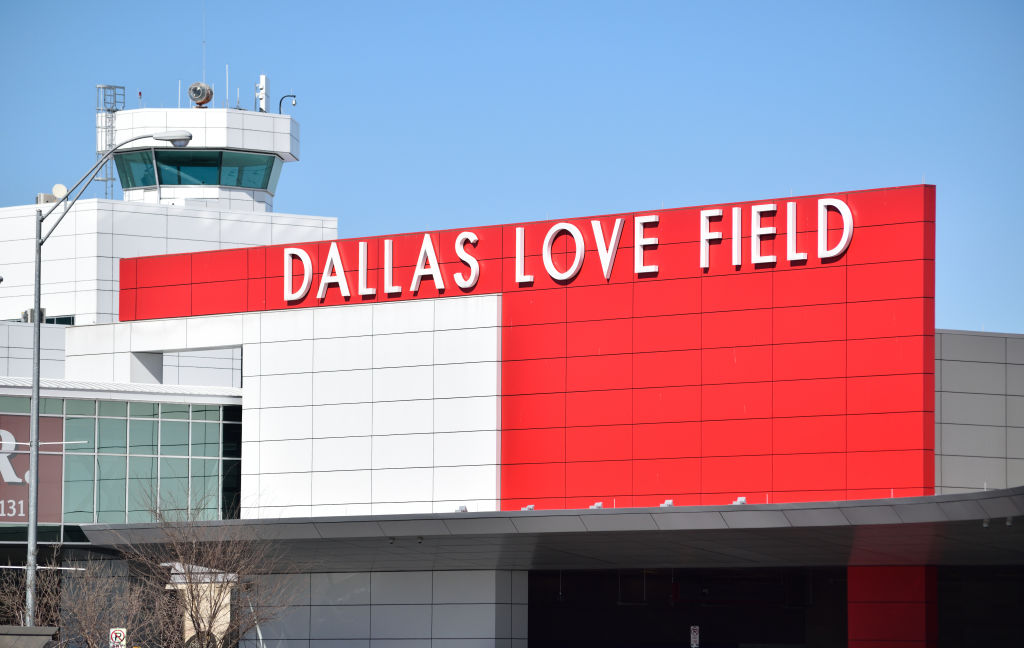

0,198,335,325
62,294,501,518
249,296,501,515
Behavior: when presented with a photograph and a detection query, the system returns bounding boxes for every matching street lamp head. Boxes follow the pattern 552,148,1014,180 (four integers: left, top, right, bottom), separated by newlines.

153,130,193,148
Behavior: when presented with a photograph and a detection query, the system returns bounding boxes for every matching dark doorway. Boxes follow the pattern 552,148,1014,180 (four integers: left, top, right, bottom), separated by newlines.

938,566,1024,647
529,567,847,648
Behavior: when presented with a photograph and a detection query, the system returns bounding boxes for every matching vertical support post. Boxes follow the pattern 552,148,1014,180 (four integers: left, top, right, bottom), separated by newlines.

25,208,42,626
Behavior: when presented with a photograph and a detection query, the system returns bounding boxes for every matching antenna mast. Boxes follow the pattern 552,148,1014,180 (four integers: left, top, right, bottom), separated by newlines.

95,85,125,199
201,0,207,83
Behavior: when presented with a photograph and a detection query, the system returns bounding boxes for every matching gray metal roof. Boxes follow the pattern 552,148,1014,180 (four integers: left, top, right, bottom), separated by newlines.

83,486,1024,573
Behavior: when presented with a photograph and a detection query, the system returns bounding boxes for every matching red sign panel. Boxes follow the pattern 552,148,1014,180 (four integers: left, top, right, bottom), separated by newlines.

121,185,935,509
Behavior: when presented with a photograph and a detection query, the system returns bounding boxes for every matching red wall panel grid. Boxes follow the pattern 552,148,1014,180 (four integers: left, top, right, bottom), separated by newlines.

120,185,936,511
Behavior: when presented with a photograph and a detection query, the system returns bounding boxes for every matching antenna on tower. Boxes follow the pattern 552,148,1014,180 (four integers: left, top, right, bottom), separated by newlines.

95,85,125,199
201,0,207,83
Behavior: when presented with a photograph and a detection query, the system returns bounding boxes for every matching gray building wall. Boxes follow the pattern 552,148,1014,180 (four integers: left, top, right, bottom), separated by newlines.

248,570,528,648
935,329,1024,493
0,321,66,378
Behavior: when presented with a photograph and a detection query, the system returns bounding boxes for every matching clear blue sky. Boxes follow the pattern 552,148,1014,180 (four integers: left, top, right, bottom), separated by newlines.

1,1,1021,332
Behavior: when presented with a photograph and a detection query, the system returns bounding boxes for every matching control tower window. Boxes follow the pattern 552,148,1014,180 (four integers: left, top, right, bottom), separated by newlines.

113,149,281,190
220,151,276,189
156,150,220,185
113,150,156,188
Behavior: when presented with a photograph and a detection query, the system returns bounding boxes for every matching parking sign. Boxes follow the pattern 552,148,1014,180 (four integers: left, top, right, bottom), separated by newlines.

109,628,126,648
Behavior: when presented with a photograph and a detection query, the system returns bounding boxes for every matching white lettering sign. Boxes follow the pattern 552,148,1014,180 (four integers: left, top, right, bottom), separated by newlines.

282,248,312,301
0,429,23,485
280,197,855,301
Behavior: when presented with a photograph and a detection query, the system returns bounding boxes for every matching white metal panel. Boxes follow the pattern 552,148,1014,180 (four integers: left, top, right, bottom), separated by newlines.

434,430,499,467
260,339,314,375
311,470,371,506
434,396,499,434
434,465,498,503
258,472,312,509
261,309,313,343
185,314,244,349
371,468,432,506
372,366,432,402
260,373,313,408
313,436,372,472
372,331,432,369
260,438,313,474
260,405,313,441
312,336,372,372
372,434,433,470
130,318,188,351
434,327,500,365
312,369,373,406
312,403,373,439
372,300,434,335
313,303,374,339
434,362,500,399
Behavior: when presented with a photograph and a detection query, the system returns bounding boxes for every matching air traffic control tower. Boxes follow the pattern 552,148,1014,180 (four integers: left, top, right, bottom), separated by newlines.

97,81,299,213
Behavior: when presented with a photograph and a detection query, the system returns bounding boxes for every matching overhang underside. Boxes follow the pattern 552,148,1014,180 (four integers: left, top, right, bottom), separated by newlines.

83,487,1024,573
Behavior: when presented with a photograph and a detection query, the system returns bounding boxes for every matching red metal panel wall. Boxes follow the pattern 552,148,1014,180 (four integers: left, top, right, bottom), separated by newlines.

848,566,938,647
120,185,935,510
499,186,934,509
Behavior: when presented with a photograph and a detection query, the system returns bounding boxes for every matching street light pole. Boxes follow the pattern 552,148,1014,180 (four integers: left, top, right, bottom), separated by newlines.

24,207,42,625
24,129,191,626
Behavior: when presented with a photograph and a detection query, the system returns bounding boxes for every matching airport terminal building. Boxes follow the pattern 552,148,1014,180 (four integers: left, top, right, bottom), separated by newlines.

0,102,1022,646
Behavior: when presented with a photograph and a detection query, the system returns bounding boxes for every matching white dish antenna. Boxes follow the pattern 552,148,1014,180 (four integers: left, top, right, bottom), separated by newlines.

51,184,68,200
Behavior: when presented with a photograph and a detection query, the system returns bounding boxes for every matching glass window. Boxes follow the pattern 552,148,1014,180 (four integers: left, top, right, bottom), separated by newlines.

98,418,127,454
266,157,284,193
41,398,62,416
155,150,220,185
191,405,220,421
191,422,219,458
63,454,95,523
98,401,127,418
114,150,156,188
161,403,189,420
161,420,189,456
220,151,276,189
127,456,157,523
0,396,29,414
65,417,95,453
223,405,242,423
96,456,126,523
221,459,241,520
159,457,189,515
63,526,87,543
66,400,96,416
222,422,241,459
129,402,159,418
129,420,158,455
191,458,219,520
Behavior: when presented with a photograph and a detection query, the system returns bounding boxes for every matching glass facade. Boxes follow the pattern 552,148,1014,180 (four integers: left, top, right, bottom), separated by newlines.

0,395,241,543
113,149,280,191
